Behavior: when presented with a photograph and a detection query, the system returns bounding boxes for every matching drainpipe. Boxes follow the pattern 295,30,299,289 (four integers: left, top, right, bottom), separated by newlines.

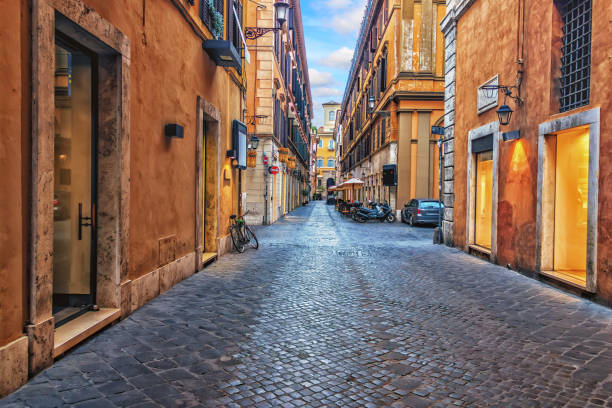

264,147,269,225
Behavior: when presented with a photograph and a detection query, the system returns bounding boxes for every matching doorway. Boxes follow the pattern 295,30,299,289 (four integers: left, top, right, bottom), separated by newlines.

52,35,97,326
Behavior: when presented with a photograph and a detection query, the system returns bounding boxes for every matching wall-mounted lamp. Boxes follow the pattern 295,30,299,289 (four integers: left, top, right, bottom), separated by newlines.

248,135,260,150
245,1,290,39
165,124,184,139
496,105,514,126
481,72,523,126
502,130,521,142
368,96,391,117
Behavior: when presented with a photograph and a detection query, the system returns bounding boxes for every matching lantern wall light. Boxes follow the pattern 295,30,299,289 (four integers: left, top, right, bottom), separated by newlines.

367,96,391,117
480,71,523,126
245,1,290,40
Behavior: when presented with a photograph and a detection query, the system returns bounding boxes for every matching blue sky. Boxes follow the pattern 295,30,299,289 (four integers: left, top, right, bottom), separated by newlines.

300,0,368,127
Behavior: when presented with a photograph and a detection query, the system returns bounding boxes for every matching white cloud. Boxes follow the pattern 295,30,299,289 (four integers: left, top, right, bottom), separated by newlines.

326,0,351,9
330,6,366,35
312,87,342,97
308,68,335,87
318,47,354,70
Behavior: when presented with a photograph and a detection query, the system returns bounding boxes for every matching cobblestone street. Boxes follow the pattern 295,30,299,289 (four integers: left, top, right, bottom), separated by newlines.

2,202,612,408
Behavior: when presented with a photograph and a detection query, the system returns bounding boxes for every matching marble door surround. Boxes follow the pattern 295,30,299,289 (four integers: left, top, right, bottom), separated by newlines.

29,0,130,375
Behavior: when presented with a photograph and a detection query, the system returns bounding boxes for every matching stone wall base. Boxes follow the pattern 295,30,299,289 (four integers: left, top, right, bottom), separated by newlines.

218,234,233,256
25,317,54,377
0,336,28,397
130,252,197,312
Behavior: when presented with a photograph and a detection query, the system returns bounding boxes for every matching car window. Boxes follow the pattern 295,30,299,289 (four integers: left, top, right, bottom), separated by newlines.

419,201,442,208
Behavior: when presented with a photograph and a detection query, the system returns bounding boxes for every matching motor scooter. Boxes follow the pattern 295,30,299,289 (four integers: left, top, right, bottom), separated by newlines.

352,203,396,223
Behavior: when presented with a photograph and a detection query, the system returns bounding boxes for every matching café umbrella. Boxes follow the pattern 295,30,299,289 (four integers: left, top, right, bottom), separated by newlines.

338,178,364,201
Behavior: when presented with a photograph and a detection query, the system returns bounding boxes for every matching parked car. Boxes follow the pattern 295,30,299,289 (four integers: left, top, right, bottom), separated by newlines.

401,199,443,226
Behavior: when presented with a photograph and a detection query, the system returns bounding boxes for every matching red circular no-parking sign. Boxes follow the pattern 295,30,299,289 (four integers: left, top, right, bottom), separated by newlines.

268,166,280,174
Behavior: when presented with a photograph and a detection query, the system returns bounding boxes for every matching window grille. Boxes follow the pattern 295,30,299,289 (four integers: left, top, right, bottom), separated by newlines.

559,0,592,112
201,0,224,38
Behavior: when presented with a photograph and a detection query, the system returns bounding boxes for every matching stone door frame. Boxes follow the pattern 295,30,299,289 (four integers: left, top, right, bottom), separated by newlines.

465,121,500,262
29,0,130,374
195,97,221,270
536,107,600,293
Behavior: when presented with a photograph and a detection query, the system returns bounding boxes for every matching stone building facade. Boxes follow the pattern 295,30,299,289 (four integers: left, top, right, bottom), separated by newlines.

243,0,313,225
337,0,446,211
0,0,248,395
441,0,612,304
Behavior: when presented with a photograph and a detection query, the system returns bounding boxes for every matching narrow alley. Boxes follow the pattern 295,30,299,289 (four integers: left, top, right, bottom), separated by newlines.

2,202,611,407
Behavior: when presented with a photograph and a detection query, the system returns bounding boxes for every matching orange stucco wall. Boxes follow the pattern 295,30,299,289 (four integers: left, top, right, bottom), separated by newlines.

0,0,28,345
0,0,244,350
79,0,242,279
454,0,612,301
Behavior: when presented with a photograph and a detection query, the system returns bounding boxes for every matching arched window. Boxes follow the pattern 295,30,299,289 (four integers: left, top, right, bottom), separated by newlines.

328,110,335,121
327,159,335,167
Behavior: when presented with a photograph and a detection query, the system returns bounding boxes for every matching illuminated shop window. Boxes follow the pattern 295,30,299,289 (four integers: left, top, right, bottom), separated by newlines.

553,127,589,277
474,151,493,249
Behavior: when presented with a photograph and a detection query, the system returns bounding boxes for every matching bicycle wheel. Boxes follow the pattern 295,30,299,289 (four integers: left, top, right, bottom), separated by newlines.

245,226,259,250
230,226,245,253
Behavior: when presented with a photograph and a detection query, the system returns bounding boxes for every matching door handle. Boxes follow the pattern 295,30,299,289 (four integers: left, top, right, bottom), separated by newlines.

78,202,92,241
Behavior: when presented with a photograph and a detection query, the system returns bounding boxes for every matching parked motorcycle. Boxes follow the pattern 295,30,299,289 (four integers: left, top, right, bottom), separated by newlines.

352,203,396,223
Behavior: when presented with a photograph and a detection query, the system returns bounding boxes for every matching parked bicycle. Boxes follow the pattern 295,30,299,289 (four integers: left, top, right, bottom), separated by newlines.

229,211,259,253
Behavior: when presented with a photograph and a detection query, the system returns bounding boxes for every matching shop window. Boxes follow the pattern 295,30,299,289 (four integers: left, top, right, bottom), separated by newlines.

552,127,589,279
474,151,493,249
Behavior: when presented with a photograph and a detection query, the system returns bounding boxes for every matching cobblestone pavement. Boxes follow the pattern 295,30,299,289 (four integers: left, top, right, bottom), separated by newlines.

3,202,612,407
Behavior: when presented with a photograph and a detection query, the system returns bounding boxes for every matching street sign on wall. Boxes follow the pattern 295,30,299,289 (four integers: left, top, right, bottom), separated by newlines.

268,166,280,175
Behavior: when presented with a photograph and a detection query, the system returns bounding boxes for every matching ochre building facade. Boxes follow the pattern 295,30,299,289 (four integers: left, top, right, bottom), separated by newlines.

442,0,612,304
0,0,248,395
316,102,340,196
338,0,446,211
243,0,313,225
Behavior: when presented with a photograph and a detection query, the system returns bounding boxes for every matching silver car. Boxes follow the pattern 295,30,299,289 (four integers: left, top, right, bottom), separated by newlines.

401,199,444,226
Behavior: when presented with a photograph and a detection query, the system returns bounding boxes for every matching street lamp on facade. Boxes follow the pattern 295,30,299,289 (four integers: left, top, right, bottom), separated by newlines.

245,1,290,40
248,135,260,150
368,96,391,117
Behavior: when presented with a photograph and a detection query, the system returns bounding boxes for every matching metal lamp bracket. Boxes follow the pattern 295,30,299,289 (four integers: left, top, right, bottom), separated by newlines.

245,27,281,40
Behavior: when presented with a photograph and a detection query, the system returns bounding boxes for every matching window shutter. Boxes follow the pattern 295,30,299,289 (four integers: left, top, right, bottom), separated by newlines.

370,28,377,51
227,0,233,43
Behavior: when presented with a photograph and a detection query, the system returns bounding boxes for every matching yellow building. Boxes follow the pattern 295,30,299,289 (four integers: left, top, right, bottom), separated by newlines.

243,0,314,225
316,102,340,195
338,0,446,211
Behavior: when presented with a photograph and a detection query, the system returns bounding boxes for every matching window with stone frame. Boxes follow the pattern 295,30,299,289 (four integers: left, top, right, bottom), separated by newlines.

557,0,592,112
